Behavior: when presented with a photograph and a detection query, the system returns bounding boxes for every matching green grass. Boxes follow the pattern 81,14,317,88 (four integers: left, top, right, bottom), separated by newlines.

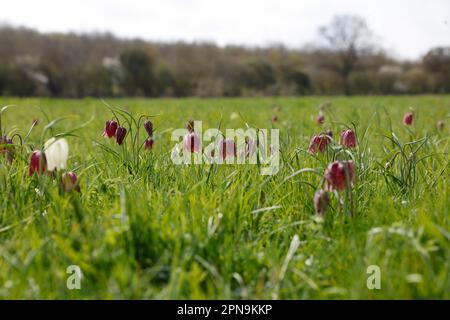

0,96,449,299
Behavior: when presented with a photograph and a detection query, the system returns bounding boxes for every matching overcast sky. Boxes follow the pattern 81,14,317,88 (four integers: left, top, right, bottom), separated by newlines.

1,0,449,60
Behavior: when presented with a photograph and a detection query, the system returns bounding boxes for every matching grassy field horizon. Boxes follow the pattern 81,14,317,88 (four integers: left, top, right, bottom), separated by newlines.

0,95,448,299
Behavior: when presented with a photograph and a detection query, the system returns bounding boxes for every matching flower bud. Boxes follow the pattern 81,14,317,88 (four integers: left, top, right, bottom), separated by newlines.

324,160,356,191
115,127,127,145
144,120,153,137
103,120,112,138
61,171,80,193
341,129,357,148
403,112,413,126
28,150,47,176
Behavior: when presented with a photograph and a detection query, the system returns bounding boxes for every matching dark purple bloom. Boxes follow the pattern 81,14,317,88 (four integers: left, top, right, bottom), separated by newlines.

144,120,153,137
115,127,127,145
144,137,154,150
103,120,118,138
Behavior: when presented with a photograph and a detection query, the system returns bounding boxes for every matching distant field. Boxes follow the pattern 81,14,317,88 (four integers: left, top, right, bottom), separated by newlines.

0,96,449,299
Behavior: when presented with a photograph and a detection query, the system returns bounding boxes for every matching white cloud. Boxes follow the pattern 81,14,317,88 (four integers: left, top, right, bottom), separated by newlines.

1,0,449,59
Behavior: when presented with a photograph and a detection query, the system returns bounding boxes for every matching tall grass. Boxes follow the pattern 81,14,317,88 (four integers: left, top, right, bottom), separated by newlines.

0,96,448,299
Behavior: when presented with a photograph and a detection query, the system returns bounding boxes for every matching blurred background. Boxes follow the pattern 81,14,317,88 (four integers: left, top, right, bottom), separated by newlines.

0,0,449,97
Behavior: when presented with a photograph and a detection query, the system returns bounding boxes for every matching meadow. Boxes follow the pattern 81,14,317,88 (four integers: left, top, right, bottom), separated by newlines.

0,96,449,299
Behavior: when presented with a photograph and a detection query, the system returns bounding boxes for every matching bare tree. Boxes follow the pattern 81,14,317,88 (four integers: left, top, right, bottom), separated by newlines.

318,15,375,94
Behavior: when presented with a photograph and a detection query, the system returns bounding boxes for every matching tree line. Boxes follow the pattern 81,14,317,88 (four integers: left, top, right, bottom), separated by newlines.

0,16,449,97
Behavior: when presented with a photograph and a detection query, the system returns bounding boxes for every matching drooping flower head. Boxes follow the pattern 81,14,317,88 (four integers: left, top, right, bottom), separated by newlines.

437,121,444,131
313,190,329,215
308,134,330,154
144,120,153,137
144,137,154,150
28,150,47,176
183,132,201,153
218,139,236,160
271,115,278,123
116,127,127,145
103,120,118,138
341,129,357,148
44,138,69,172
403,112,413,126
61,171,80,193
324,160,356,191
